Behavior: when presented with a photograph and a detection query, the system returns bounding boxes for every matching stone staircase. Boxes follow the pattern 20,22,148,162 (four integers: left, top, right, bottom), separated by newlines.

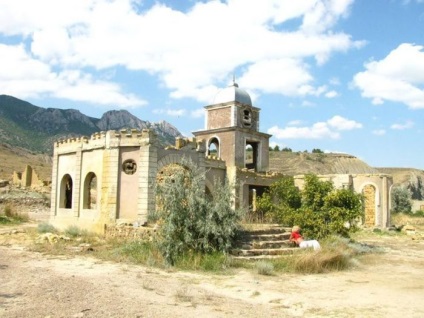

231,224,296,260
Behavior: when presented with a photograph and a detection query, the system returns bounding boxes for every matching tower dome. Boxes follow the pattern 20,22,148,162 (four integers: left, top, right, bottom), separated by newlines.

213,82,252,106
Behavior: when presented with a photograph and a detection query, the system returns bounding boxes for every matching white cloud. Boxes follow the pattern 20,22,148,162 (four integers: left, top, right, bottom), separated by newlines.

301,100,316,107
152,108,186,117
353,43,424,109
190,108,205,118
390,120,414,130
327,115,362,130
0,43,146,107
325,90,338,98
372,129,386,136
0,0,362,104
268,115,361,139
268,122,340,139
287,120,304,126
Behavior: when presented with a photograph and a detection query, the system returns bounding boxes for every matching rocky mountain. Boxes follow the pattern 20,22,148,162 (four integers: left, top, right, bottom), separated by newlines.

0,95,183,154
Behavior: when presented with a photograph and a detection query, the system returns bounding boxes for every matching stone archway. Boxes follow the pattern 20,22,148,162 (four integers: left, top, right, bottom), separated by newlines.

362,184,376,227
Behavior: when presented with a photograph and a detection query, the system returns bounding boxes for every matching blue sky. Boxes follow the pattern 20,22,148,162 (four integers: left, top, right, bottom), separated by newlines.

1,0,424,169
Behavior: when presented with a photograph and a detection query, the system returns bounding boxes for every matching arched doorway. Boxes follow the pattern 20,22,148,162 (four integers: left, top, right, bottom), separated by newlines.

60,174,73,209
362,184,376,226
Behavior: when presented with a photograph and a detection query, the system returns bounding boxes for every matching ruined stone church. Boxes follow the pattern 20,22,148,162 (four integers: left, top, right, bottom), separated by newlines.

50,83,392,233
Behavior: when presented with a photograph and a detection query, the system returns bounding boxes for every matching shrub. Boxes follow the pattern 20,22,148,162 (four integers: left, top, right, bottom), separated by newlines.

4,205,13,217
255,260,274,276
391,186,412,213
64,225,88,238
155,158,241,265
257,174,363,239
37,222,57,233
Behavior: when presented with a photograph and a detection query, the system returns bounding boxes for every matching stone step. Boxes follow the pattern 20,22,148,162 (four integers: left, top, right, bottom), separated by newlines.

239,227,290,236
232,224,296,260
252,240,292,249
231,247,295,257
239,232,292,241
231,254,288,261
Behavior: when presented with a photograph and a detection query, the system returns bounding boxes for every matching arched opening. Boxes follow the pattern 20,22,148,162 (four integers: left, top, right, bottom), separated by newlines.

60,174,73,209
83,172,97,209
362,184,376,226
208,137,220,158
242,109,252,128
245,141,259,170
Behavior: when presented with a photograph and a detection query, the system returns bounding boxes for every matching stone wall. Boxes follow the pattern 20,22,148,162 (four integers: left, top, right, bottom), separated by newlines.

104,224,158,241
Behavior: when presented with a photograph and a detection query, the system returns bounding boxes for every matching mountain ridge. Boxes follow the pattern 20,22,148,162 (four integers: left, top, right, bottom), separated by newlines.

0,94,183,154
1,95,423,191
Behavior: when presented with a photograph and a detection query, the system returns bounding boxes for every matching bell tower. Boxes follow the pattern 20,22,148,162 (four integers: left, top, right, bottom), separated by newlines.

193,82,270,172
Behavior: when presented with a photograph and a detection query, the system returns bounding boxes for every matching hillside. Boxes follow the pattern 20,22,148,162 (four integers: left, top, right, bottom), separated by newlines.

268,151,379,175
0,144,52,181
269,151,424,191
0,95,183,154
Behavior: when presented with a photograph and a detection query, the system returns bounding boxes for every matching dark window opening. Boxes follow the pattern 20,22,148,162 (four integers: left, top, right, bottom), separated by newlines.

243,109,252,128
245,141,259,171
83,172,97,209
60,174,73,209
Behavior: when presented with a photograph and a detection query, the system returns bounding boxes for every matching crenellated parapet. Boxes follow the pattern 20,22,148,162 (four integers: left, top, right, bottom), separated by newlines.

54,129,158,154
170,137,206,153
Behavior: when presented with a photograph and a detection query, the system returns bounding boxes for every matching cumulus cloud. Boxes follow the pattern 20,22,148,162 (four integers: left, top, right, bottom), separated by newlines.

268,115,362,139
0,0,362,106
152,108,186,117
372,129,386,136
353,43,424,109
0,43,146,106
390,120,414,130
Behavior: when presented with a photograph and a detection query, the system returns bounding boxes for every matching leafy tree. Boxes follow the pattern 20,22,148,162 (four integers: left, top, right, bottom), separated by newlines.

273,145,280,151
256,176,301,223
301,174,333,212
312,148,324,153
281,147,292,152
391,186,412,213
154,158,241,265
407,176,424,200
257,174,363,239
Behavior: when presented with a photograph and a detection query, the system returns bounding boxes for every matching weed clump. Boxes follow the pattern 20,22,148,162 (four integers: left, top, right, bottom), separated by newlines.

37,222,56,233
255,260,275,276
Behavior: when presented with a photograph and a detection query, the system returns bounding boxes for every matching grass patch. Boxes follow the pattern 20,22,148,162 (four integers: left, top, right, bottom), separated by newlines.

174,251,233,272
37,222,57,233
255,260,275,276
0,205,29,224
64,225,89,238
391,213,424,230
93,239,165,268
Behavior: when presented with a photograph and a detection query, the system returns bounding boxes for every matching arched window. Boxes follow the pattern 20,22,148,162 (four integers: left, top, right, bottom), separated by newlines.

60,174,73,209
83,172,97,209
208,137,220,158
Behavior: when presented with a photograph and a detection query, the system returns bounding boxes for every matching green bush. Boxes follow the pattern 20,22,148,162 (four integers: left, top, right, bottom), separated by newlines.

64,225,88,238
37,222,57,233
255,260,274,276
155,158,242,265
257,174,363,239
391,186,412,213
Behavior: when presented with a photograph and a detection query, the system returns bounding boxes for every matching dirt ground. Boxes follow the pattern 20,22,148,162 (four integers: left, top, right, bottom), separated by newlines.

1,224,424,318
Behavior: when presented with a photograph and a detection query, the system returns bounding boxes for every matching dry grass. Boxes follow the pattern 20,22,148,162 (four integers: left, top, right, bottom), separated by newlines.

391,213,424,230
0,144,52,181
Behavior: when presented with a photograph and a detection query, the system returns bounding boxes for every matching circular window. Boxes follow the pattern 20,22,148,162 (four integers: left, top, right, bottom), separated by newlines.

122,159,137,175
